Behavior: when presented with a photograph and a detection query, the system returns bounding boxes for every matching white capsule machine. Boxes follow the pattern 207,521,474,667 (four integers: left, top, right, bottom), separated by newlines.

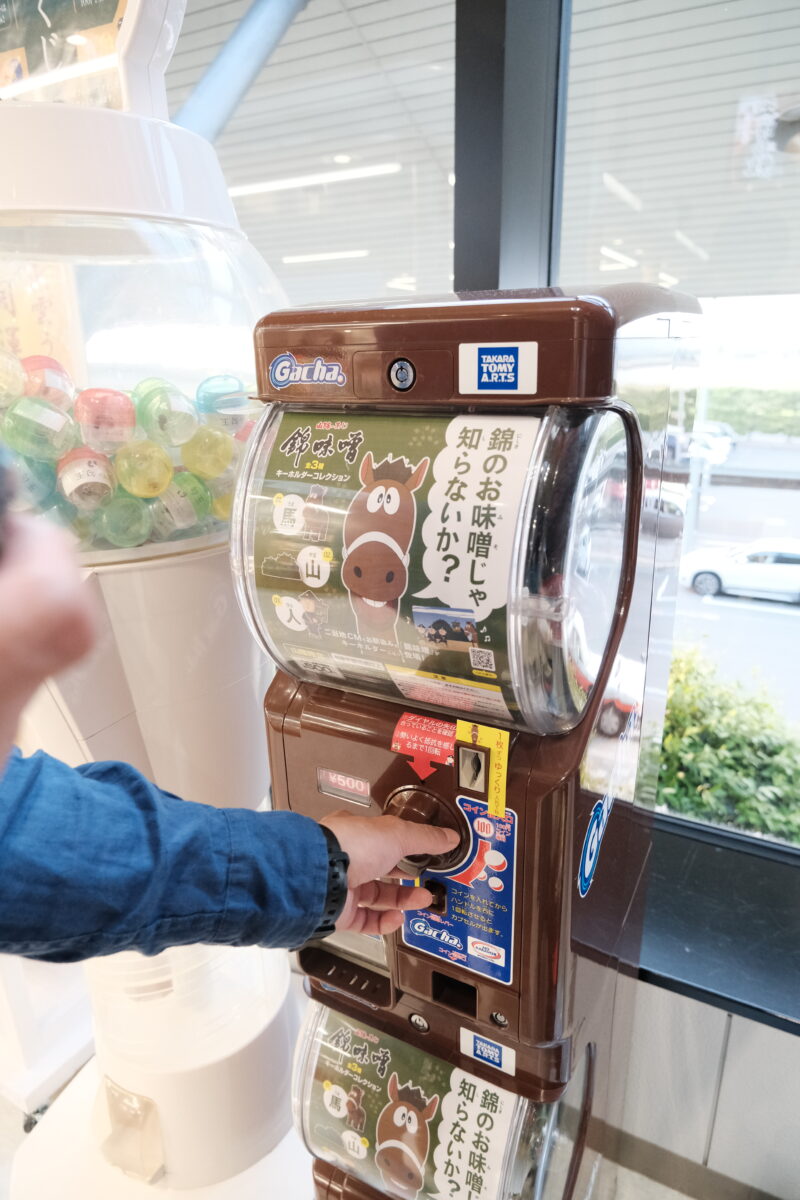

6,2,307,1196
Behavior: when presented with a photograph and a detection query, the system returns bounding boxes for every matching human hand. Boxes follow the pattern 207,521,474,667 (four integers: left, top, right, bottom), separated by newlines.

0,514,97,701
320,811,459,937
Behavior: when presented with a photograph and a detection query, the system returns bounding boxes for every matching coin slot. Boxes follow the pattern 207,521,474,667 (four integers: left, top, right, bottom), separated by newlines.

426,881,448,916
459,746,486,792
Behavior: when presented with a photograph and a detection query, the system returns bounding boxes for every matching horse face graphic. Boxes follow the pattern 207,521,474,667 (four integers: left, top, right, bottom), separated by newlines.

374,1072,439,1199
341,452,429,638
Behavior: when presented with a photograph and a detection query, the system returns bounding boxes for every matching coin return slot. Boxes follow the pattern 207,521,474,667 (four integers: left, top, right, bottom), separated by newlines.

299,946,392,1008
431,971,477,1017
459,747,486,792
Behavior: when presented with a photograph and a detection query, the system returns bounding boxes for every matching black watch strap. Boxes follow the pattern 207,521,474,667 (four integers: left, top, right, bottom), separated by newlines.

309,824,350,941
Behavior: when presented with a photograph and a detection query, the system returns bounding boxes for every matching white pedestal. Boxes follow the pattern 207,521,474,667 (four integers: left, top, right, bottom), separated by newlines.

10,1059,315,1200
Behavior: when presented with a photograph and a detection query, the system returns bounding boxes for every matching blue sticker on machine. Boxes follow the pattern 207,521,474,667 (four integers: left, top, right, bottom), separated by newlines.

477,346,518,390
402,796,517,986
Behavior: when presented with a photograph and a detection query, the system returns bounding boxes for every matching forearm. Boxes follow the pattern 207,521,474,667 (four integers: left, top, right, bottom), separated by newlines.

0,750,330,962
0,684,35,780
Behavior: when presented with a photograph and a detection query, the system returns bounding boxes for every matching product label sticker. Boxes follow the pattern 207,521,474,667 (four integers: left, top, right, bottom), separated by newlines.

402,796,517,986
17,397,68,432
457,342,538,395
455,721,509,818
391,713,456,781
251,411,541,723
459,1028,517,1077
303,1006,520,1200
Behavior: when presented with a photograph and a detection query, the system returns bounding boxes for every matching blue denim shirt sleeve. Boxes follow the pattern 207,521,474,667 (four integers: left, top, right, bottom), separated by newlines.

0,748,330,962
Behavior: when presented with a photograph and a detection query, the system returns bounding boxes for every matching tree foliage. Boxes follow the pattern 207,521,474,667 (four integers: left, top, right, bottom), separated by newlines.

658,648,800,845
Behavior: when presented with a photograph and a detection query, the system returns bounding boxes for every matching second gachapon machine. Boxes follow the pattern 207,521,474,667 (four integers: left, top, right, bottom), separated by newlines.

232,285,699,1200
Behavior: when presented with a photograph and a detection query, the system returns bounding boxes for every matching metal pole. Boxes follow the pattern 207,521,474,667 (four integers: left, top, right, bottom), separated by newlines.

174,0,310,143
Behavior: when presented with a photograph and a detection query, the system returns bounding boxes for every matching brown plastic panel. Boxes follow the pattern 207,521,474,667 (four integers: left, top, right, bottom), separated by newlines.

255,284,699,406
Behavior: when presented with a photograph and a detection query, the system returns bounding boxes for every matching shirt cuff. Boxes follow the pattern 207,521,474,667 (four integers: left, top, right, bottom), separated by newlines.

219,808,331,950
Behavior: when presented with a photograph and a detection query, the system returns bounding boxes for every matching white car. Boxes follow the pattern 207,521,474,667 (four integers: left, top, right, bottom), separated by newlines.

679,539,800,602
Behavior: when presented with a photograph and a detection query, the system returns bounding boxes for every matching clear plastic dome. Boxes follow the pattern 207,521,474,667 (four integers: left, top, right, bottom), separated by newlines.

293,1000,593,1200
232,403,632,735
0,212,283,563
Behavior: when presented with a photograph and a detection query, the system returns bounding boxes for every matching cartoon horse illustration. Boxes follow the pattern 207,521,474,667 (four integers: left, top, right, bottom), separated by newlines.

374,1072,439,1199
345,1084,367,1134
341,452,429,640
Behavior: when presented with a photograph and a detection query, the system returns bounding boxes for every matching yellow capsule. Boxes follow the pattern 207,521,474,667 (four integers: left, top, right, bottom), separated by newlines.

181,427,237,480
211,491,234,521
115,440,174,498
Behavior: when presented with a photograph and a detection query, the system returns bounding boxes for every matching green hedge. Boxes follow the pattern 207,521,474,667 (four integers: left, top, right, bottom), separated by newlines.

705,390,800,438
657,648,800,845
625,386,800,437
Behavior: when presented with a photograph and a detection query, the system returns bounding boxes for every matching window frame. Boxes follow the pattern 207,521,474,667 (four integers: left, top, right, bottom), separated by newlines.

452,0,800,1028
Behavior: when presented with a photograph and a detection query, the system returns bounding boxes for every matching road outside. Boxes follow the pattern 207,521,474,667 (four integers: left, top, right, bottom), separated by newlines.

672,436,800,730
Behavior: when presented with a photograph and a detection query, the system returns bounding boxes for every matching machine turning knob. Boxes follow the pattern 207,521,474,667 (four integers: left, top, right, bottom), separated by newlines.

385,787,467,873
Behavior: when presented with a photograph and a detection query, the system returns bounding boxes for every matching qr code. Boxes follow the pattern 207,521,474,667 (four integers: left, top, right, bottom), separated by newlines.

469,646,496,673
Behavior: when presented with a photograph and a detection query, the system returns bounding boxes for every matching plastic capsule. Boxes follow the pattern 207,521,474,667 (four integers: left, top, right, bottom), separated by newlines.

133,377,199,447
196,374,253,435
94,493,154,549
74,388,136,454
3,396,77,461
57,446,115,512
21,355,74,410
180,426,238,480
6,452,57,511
0,349,26,409
148,471,212,540
114,439,173,498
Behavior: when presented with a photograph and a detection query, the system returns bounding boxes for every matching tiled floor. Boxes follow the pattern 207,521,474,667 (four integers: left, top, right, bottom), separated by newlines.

0,1089,694,1200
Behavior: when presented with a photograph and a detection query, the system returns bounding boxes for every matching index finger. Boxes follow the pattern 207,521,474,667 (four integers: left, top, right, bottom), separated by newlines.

387,816,461,860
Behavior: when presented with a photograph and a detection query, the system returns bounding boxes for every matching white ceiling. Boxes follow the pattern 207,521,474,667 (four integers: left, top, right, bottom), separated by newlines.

167,0,455,306
559,0,800,296
167,0,799,304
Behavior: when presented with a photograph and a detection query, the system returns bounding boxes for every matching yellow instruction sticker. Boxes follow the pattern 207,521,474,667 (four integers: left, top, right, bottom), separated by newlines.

456,720,509,818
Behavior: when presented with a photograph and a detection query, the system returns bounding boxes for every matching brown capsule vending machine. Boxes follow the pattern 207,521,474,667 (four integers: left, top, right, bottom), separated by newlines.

231,286,699,1200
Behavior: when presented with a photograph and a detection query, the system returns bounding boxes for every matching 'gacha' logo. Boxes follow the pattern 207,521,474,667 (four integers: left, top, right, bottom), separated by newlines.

409,917,463,950
269,351,346,388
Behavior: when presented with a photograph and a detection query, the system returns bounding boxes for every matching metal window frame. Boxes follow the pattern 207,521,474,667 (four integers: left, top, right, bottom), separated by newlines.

453,0,571,292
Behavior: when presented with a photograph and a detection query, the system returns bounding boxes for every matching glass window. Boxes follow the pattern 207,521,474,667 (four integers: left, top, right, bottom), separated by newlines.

558,0,800,847
167,0,455,306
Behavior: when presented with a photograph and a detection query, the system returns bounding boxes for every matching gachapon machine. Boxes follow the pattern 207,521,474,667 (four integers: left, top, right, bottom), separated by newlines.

232,284,699,1200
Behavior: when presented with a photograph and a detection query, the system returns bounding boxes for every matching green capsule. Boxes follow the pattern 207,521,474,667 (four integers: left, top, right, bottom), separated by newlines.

94,493,154,549
3,397,77,461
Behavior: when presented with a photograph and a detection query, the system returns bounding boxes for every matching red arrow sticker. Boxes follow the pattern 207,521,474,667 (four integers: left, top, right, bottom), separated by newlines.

391,713,457,780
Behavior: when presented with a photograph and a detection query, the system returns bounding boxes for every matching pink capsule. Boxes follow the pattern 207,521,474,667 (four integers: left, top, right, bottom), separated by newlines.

235,419,256,444
74,388,136,454
22,355,75,410
57,446,115,512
